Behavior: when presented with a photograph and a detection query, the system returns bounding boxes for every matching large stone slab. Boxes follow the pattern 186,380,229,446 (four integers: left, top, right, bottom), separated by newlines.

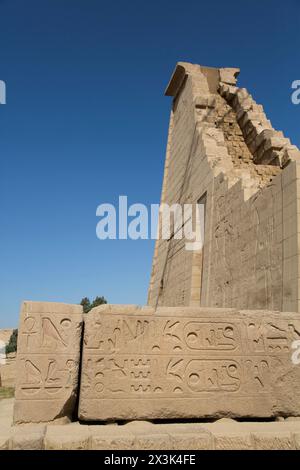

79,305,300,421
14,301,83,424
10,424,46,450
44,423,90,450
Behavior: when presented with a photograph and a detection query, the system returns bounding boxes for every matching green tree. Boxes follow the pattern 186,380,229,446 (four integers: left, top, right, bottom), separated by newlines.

80,296,107,313
80,297,91,313
6,329,18,354
91,296,107,309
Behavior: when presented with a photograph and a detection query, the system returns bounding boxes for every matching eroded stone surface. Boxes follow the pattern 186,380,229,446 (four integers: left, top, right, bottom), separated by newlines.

2,392,300,450
10,424,46,450
0,398,13,449
79,305,300,421
251,431,294,450
45,423,90,450
13,301,83,424
90,425,136,450
0,426,12,450
0,353,16,388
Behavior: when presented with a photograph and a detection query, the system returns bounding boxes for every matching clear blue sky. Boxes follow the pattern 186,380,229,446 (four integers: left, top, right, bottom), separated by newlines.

0,0,299,328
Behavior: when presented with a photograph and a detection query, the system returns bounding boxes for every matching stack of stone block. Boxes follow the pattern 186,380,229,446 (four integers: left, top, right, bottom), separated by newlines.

219,83,300,167
1,300,300,449
11,302,300,425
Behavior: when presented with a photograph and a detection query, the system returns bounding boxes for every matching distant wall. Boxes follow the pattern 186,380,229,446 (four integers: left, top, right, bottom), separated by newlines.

0,329,16,388
0,329,13,346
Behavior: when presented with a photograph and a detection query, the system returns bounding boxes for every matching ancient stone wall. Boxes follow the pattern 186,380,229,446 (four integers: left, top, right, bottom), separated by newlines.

0,329,16,388
0,353,16,388
148,63,300,312
0,329,14,346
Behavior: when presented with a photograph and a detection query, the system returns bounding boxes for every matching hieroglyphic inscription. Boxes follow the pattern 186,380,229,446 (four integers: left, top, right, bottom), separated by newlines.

79,307,300,420
14,301,83,424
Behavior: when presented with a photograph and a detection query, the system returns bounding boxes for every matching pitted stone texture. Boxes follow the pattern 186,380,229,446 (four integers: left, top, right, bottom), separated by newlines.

124,421,171,449
203,418,253,450
219,68,240,86
294,432,300,449
13,301,83,424
45,423,90,450
0,398,14,449
10,424,46,450
203,420,300,450
0,425,12,450
251,431,294,450
90,422,212,450
159,424,212,450
41,420,300,450
79,305,300,422
2,394,300,451
90,425,136,450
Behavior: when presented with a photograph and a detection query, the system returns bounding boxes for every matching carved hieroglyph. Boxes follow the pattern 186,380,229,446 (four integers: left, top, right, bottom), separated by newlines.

14,301,83,424
79,305,300,421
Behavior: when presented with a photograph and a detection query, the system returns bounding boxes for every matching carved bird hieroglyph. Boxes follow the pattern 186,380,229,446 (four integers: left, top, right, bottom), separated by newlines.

41,318,68,348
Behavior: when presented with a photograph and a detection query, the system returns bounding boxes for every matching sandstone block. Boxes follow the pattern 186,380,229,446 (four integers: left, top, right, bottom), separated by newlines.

125,421,172,449
0,398,13,449
79,306,300,421
219,68,240,85
0,397,14,424
133,433,170,450
212,433,252,450
293,432,300,449
251,431,295,450
0,423,12,450
10,424,46,450
202,419,252,450
90,425,135,450
44,423,90,450
13,301,83,424
164,424,212,450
